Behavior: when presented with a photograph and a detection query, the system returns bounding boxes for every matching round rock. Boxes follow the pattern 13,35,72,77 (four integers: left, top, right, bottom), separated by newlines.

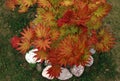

70,65,84,77
58,68,73,80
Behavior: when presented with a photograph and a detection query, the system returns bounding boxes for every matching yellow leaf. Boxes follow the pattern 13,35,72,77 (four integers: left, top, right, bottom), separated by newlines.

94,3,111,18
37,0,51,8
33,38,51,50
21,27,34,41
96,29,115,52
34,24,50,39
35,50,48,62
61,0,74,6
41,12,54,22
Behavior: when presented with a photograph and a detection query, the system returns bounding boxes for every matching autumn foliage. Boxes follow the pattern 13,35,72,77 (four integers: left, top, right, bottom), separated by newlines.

8,0,115,78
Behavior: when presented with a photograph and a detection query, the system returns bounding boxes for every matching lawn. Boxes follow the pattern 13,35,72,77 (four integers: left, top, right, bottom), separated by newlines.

0,0,120,81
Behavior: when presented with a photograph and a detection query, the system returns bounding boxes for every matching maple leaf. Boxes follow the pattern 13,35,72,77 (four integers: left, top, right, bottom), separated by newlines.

100,0,106,3
47,49,64,78
57,35,88,66
88,2,98,11
31,8,47,25
18,6,28,13
50,29,60,41
74,0,88,8
5,0,18,10
48,48,61,66
60,0,74,6
93,3,111,19
22,0,37,7
91,0,106,4
10,36,21,49
48,40,71,66
59,33,89,66
20,27,34,41
86,20,102,29
47,65,61,78
41,12,54,22
37,0,51,8
86,7,104,29
31,16,43,25
62,10,74,21
5,0,36,12
33,38,51,51
40,12,56,26
58,35,74,58
67,57,78,66
57,10,74,27
57,18,65,27
58,58,68,67
17,0,37,13
72,4,92,26
34,50,48,62
95,28,115,52
87,30,98,47
78,50,91,66
17,39,31,54
78,32,89,53
34,24,50,39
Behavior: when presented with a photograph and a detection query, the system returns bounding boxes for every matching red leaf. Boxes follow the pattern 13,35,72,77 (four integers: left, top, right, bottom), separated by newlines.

10,36,20,49
57,10,74,27
47,65,61,78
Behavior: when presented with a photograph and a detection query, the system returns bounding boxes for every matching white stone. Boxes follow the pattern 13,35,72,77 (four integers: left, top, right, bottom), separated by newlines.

25,49,41,64
58,68,73,80
85,56,94,67
89,48,96,55
44,60,50,66
42,65,54,80
70,65,84,77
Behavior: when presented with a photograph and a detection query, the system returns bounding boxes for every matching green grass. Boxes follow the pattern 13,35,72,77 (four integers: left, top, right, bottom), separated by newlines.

0,0,120,81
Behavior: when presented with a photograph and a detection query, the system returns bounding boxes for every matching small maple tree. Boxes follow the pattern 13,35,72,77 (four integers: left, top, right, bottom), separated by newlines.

7,0,115,79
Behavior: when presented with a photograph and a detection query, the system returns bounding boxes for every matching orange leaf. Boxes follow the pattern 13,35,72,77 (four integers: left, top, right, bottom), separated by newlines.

78,50,91,66
60,0,74,6
47,65,61,78
57,35,88,66
33,38,51,51
50,29,60,41
93,3,112,18
34,24,50,39
73,3,92,26
96,28,115,52
5,0,18,10
18,6,28,13
34,50,48,62
41,12,54,22
20,27,34,41
37,0,51,8
17,39,31,54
